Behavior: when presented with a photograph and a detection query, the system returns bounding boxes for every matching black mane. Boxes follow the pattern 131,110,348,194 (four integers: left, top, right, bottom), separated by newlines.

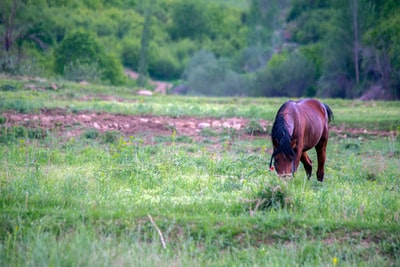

271,102,295,160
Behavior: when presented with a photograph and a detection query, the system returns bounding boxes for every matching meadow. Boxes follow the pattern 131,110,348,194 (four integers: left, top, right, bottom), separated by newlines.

0,77,399,266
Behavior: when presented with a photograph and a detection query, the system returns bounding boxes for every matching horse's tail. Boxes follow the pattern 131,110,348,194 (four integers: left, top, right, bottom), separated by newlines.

323,103,334,123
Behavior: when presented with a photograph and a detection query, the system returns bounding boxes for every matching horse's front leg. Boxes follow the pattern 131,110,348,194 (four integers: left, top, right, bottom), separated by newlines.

300,152,312,178
315,140,327,182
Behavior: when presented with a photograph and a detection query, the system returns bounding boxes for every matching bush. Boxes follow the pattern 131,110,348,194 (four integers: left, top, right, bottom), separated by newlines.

83,128,100,140
169,0,210,40
54,31,103,75
54,31,126,85
99,53,127,85
121,39,141,70
0,125,46,144
183,50,250,96
254,52,316,97
148,48,182,80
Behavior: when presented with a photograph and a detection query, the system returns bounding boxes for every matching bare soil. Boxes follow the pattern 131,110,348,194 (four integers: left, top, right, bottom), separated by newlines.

2,109,263,143
1,108,392,144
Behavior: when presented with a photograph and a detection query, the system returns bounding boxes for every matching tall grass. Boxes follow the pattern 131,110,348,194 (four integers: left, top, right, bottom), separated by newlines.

1,125,399,266
0,78,399,266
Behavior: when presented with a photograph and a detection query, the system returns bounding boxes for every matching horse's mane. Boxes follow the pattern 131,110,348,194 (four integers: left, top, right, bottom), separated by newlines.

271,102,295,160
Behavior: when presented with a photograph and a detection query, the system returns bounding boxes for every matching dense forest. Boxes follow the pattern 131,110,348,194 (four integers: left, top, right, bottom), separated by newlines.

0,0,399,99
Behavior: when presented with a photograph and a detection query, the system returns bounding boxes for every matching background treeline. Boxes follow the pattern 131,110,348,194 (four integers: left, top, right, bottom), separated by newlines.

0,0,399,99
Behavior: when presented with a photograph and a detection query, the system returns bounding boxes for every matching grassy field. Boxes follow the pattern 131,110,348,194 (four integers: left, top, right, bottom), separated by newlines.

0,77,399,266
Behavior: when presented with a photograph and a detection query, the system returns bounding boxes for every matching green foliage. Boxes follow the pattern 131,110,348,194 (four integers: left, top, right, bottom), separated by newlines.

183,50,250,96
83,128,100,139
54,31,125,85
63,60,101,83
169,0,211,41
288,9,332,44
0,125,46,143
99,53,127,85
121,39,141,70
0,98,40,114
148,46,183,80
364,11,400,98
54,31,103,75
245,119,267,135
252,183,289,211
255,52,316,97
1,0,400,98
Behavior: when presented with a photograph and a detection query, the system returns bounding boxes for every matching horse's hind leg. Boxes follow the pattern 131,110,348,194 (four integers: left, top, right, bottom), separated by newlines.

300,152,312,178
315,139,327,182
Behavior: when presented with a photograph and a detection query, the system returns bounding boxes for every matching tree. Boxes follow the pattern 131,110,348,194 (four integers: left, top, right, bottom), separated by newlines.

255,52,316,97
0,0,20,51
169,0,210,41
137,0,153,86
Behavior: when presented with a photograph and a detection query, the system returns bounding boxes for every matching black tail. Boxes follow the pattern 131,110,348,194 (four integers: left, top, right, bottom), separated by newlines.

323,103,334,123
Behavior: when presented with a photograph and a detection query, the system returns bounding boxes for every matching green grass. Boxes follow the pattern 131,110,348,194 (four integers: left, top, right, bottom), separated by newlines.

0,77,400,266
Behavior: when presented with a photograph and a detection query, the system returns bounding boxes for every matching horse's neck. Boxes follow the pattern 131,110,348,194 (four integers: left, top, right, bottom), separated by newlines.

284,114,295,136
283,105,298,136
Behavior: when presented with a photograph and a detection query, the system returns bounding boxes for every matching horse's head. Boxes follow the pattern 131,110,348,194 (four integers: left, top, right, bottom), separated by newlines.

270,137,296,177
270,103,297,177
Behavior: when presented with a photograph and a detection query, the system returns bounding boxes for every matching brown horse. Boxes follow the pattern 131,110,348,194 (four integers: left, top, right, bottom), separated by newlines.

269,99,333,181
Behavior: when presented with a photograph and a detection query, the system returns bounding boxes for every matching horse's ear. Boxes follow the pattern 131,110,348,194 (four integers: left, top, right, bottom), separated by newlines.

291,139,297,149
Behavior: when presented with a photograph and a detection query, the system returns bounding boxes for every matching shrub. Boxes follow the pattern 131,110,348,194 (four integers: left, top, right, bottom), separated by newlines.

0,125,46,144
183,50,250,96
102,131,120,144
54,31,125,85
121,39,141,70
245,119,267,135
99,53,127,85
255,52,316,97
148,48,182,80
251,183,291,212
83,128,100,139
54,31,103,75
169,0,210,40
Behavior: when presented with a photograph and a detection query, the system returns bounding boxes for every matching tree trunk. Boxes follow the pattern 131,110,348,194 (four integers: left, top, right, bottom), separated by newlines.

137,1,153,87
351,0,360,84
3,0,18,51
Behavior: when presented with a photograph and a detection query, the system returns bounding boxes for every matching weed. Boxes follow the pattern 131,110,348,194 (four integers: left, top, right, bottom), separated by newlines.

252,184,290,211
83,128,100,139
0,84,17,91
102,130,120,144
200,127,218,137
245,119,267,135
0,125,46,143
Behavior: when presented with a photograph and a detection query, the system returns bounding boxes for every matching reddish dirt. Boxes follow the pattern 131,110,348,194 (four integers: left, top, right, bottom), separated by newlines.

1,109,267,143
1,108,393,144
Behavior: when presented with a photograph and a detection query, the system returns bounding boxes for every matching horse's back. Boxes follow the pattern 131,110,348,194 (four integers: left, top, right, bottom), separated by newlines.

296,99,330,124
294,99,331,149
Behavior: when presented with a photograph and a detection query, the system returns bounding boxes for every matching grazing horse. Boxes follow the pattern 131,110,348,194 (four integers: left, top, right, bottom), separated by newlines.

269,99,333,181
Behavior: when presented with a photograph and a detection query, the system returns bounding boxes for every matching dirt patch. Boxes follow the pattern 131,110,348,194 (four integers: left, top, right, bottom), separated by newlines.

1,108,393,143
1,109,266,143
125,69,172,94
